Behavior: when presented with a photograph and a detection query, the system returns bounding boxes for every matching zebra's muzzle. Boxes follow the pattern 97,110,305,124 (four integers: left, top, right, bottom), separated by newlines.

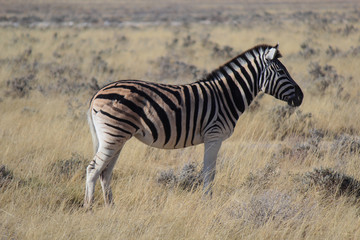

287,85,303,107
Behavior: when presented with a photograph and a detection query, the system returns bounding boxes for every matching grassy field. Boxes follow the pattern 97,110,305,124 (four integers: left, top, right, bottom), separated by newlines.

1,1,360,239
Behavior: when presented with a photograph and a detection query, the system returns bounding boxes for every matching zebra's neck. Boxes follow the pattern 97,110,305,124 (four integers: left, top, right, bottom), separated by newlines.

198,52,262,119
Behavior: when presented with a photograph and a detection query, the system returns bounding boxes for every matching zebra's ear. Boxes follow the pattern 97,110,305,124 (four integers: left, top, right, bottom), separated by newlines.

265,45,279,60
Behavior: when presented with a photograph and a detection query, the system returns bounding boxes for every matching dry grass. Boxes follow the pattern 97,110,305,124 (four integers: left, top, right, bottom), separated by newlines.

1,1,360,239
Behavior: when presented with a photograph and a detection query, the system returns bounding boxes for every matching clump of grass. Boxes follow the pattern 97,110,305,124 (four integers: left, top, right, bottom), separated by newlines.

5,74,36,98
248,93,263,112
150,55,205,83
347,45,360,57
44,63,90,95
308,63,341,93
295,128,324,152
243,160,280,191
157,162,203,191
308,62,351,100
49,153,87,181
299,41,318,58
275,128,325,162
200,35,240,60
48,64,82,81
301,168,360,198
331,134,360,157
0,165,14,188
340,24,358,36
92,55,113,74
157,169,177,186
212,45,235,59
229,190,302,227
182,35,196,47
268,105,313,140
269,105,296,121
326,45,342,57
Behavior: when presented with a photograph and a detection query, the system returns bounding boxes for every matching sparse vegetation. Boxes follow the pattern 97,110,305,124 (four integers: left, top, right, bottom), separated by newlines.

1,0,360,239
267,105,313,139
157,162,203,191
228,190,302,227
0,165,14,188
49,152,87,181
300,168,360,199
6,74,36,98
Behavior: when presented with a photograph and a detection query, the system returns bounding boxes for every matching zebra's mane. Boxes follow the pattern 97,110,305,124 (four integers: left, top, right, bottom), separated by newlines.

197,44,281,83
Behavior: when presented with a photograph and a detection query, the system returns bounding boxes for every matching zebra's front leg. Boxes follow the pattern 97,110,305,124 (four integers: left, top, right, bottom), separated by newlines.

202,139,223,196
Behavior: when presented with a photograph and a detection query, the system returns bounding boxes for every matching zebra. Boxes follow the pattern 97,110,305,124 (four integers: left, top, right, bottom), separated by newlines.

84,43,303,208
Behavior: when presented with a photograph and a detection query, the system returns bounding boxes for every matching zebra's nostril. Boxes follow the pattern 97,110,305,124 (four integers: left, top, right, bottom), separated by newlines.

287,92,303,107
296,87,304,105
287,86,303,107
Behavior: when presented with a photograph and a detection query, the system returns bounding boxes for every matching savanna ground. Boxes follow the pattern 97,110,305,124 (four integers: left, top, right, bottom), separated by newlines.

1,0,360,239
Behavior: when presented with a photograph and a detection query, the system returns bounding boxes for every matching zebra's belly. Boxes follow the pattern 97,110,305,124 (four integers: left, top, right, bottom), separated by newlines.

134,128,204,149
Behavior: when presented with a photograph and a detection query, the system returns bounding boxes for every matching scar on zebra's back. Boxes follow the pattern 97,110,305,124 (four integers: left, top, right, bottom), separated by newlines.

111,99,119,106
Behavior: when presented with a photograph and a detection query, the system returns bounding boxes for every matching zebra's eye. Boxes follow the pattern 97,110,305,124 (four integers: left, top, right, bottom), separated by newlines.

278,70,285,75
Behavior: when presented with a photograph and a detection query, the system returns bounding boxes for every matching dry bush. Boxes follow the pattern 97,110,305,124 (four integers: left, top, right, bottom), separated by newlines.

5,74,36,98
92,55,113,74
300,168,360,199
157,162,203,191
48,64,83,81
228,190,304,227
308,62,351,100
247,95,262,112
89,77,100,91
347,45,360,56
46,77,89,95
212,45,236,59
200,35,240,60
167,33,199,49
13,47,34,64
331,134,360,157
339,24,358,36
0,165,14,188
243,160,280,191
299,41,318,58
49,153,87,181
267,105,313,140
2,47,38,77
275,128,325,162
149,55,206,82
304,128,324,148
326,45,342,57
182,35,196,48
41,63,90,95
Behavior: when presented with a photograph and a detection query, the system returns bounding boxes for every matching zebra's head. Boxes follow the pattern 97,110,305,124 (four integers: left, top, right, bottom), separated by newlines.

259,44,303,107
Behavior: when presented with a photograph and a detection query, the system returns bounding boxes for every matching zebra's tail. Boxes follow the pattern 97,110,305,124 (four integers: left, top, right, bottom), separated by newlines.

87,109,99,154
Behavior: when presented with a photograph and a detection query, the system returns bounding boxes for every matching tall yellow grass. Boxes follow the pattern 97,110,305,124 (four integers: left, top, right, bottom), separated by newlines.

1,4,360,239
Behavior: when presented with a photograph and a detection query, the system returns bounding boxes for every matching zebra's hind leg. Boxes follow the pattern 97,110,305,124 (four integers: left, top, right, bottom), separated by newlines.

99,148,123,206
84,143,124,209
